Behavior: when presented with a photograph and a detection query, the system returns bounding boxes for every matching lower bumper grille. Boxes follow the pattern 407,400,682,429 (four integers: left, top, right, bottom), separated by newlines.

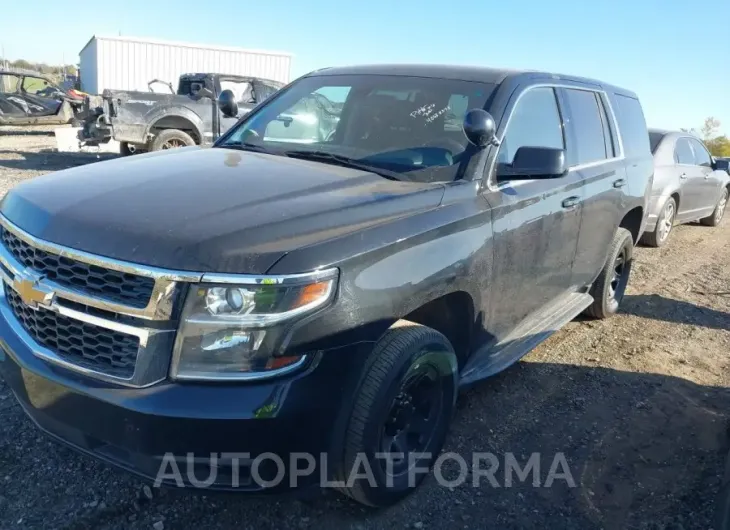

5,284,140,378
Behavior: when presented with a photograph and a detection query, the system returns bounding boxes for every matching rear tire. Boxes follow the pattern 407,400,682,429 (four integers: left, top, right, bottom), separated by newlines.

700,187,728,227
149,129,195,152
584,228,633,319
336,320,458,507
641,197,676,247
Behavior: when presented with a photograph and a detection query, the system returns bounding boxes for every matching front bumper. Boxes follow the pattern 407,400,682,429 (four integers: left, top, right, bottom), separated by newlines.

0,304,367,492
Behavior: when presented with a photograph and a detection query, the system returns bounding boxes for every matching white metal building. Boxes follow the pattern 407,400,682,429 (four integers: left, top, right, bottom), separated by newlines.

79,35,293,94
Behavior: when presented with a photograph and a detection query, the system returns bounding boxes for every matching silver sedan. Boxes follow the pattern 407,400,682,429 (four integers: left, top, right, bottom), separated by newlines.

642,129,730,247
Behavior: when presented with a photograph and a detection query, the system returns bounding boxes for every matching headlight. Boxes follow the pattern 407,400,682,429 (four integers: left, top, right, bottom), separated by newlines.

171,268,338,381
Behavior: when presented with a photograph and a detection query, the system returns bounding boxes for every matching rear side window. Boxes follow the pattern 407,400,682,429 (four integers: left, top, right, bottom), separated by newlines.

649,132,665,153
497,87,564,165
613,94,651,159
675,138,694,164
563,88,610,165
689,138,712,167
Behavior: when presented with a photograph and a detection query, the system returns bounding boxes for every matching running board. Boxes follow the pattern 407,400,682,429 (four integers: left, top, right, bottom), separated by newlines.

459,292,594,387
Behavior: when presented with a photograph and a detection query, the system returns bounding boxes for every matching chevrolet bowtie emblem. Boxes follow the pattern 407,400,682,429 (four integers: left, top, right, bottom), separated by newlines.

12,270,55,309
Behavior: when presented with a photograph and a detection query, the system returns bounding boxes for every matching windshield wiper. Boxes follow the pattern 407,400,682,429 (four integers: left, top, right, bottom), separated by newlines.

283,150,402,181
219,141,272,154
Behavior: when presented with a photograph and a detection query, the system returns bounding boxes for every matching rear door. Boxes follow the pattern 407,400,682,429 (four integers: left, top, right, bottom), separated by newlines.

688,137,723,217
674,137,707,220
559,86,626,289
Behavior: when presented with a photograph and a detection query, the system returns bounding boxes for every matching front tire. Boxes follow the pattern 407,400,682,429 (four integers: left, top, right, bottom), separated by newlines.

149,129,196,152
700,187,728,227
641,197,676,247
584,227,634,319
337,321,458,507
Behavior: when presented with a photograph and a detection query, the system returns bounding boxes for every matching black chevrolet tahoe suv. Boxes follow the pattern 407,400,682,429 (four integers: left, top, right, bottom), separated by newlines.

0,64,653,507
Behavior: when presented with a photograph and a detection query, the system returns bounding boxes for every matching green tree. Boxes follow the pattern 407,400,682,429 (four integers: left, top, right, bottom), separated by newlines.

706,135,730,157
700,117,721,143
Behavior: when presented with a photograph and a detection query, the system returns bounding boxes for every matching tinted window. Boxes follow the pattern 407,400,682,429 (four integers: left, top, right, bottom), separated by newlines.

498,87,564,165
564,89,608,165
689,138,712,167
675,138,694,164
598,95,615,157
613,94,651,158
649,132,665,153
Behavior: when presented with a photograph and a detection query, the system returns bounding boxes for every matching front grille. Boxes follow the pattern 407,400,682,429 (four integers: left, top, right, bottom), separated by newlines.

5,284,139,378
1,228,154,308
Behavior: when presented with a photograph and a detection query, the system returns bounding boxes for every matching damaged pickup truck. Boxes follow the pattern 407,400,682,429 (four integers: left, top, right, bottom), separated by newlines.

80,73,284,155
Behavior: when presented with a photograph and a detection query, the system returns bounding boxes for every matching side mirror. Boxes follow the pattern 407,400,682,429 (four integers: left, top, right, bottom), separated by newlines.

218,89,239,118
497,146,567,180
713,158,730,174
463,109,497,147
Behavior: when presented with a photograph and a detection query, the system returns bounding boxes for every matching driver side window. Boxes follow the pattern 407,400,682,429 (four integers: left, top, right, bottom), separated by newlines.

498,87,564,165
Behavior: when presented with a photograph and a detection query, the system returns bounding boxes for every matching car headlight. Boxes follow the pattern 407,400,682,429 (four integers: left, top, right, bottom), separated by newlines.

171,268,338,381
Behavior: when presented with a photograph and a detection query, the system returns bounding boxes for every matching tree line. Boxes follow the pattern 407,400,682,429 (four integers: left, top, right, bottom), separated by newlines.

1,58,77,76
682,117,730,157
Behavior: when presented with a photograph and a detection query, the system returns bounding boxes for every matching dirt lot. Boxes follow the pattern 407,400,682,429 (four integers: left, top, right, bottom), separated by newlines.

0,127,728,530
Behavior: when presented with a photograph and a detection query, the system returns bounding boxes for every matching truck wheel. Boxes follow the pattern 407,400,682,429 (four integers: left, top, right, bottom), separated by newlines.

149,129,195,152
584,227,633,319
641,197,676,247
700,187,728,227
337,320,458,507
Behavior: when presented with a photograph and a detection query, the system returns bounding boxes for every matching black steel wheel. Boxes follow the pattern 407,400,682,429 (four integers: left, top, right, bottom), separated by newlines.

585,227,634,319
337,321,458,507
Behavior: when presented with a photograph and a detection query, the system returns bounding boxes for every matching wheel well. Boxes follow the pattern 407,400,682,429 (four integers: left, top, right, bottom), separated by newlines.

403,292,474,366
671,192,681,212
619,206,644,243
149,116,199,143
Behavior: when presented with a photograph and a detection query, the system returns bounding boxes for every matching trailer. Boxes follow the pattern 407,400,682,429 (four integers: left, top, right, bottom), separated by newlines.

78,35,292,94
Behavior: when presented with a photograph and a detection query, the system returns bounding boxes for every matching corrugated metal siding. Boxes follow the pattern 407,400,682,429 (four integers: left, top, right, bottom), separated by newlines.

80,36,291,94
79,40,99,93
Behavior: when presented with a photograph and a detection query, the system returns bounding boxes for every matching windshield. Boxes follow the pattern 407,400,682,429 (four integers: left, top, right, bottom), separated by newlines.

218,74,496,182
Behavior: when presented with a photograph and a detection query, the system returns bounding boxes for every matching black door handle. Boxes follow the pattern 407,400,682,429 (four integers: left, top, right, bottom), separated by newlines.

613,179,627,188
562,196,580,208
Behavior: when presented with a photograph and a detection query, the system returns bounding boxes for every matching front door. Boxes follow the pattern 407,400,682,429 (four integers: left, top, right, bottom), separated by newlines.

484,86,583,340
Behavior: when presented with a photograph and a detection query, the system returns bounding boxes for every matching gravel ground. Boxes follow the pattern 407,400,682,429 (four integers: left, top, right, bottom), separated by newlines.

0,127,729,530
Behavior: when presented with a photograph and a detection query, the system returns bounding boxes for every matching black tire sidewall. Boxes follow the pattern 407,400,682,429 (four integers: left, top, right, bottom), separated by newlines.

599,230,634,316
344,330,458,506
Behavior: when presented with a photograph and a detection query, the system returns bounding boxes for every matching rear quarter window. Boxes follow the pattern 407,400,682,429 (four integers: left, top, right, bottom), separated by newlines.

613,94,651,159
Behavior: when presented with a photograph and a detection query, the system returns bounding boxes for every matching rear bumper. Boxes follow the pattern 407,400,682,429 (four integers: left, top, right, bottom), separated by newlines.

0,305,370,491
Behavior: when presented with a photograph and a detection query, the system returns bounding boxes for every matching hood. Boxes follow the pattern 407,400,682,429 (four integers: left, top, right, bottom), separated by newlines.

1,147,444,273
